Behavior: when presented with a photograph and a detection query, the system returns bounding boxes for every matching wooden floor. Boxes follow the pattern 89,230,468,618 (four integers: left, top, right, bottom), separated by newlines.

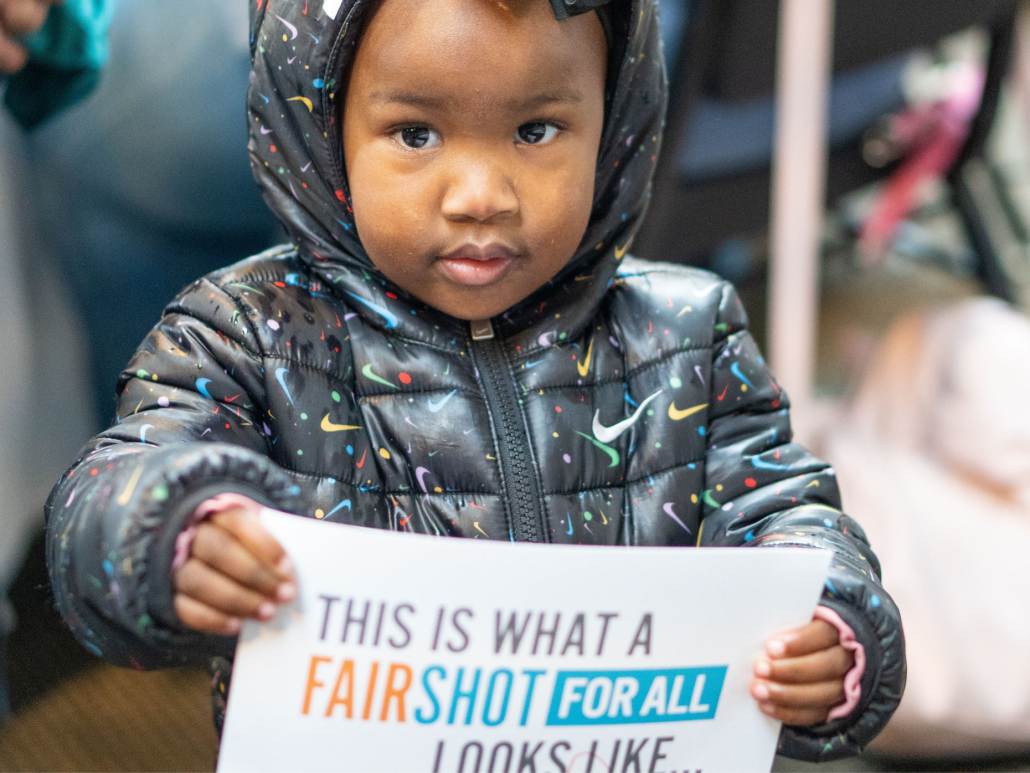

0,665,218,773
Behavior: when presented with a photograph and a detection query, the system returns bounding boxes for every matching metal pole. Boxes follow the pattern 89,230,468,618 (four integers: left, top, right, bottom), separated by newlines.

768,0,835,444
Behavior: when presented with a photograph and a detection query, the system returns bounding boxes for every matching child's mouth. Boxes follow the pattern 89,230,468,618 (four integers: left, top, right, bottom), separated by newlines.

437,243,517,287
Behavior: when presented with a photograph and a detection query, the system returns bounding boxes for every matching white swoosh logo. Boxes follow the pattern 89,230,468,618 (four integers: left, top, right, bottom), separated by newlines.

592,389,663,444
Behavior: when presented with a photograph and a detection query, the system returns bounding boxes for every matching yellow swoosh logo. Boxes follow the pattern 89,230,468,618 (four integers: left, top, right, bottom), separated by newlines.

614,240,631,260
287,96,314,112
576,336,594,377
321,414,362,432
668,402,707,421
116,465,145,506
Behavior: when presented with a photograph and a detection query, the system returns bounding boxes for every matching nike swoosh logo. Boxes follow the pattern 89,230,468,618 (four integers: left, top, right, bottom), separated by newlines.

668,401,707,420
275,14,298,40
576,336,594,377
321,414,361,432
345,291,399,329
116,465,145,506
576,431,621,467
287,56,297,64
361,363,397,388
427,389,458,413
274,368,294,405
614,240,631,260
592,389,663,443
287,96,313,113
260,127,273,134
693,282,722,298
730,362,754,387
525,360,544,368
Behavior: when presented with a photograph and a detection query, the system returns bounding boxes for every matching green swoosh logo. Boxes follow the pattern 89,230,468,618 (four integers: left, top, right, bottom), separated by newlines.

361,364,397,388
575,431,620,467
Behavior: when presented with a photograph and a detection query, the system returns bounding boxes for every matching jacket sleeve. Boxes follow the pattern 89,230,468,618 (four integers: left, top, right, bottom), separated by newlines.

45,277,307,670
697,283,905,763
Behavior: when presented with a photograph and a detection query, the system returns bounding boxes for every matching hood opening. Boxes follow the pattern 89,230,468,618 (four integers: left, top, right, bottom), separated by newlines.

247,0,666,342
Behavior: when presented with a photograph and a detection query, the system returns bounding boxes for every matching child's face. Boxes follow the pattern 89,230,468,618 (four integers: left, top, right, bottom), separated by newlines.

343,0,607,321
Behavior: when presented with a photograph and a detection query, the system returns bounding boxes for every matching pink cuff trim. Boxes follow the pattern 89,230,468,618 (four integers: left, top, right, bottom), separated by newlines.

171,493,265,572
813,605,866,721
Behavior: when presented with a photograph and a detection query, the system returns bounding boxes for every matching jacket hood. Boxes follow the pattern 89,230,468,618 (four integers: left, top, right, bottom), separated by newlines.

247,0,666,347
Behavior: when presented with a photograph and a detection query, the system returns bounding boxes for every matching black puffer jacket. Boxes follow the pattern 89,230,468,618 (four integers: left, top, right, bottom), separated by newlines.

45,0,904,761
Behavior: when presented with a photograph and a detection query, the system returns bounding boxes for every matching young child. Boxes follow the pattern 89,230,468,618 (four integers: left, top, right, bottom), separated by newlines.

45,0,904,762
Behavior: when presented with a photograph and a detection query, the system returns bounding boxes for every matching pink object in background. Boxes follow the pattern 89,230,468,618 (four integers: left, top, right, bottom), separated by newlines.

859,61,985,262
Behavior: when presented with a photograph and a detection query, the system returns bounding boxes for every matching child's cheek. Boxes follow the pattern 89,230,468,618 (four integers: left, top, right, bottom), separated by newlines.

527,164,594,262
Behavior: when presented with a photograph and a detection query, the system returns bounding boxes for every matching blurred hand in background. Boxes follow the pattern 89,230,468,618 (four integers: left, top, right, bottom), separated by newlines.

0,0,59,73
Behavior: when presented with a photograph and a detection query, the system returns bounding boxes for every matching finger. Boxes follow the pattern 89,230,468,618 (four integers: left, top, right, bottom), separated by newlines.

0,34,27,73
766,619,839,659
210,507,293,575
174,558,278,621
750,677,844,709
192,521,295,599
174,594,243,636
753,646,853,684
756,702,830,727
0,0,50,37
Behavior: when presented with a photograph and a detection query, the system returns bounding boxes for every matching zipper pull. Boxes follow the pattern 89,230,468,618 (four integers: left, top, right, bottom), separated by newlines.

470,318,495,341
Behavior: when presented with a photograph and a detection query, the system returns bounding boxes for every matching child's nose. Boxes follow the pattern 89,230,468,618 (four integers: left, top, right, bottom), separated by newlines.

440,157,519,223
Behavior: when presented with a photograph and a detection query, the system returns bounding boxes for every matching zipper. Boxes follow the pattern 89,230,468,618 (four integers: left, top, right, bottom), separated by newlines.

469,319,546,543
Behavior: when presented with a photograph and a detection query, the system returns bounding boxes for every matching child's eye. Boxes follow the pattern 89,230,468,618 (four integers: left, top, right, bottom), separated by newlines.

515,122,559,145
395,126,440,149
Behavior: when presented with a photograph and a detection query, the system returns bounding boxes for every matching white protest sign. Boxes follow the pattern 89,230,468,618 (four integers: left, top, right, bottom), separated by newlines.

217,512,831,773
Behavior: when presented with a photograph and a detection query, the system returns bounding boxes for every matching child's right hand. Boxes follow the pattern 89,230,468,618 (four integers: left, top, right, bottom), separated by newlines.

173,501,297,635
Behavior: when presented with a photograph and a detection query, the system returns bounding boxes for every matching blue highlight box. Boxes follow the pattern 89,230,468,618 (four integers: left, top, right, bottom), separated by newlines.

546,667,727,726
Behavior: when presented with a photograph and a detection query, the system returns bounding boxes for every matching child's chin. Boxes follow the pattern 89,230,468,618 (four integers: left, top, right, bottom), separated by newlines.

417,287,520,322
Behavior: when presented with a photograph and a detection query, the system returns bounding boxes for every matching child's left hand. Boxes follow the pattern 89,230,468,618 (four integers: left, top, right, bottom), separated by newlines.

750,618,854,726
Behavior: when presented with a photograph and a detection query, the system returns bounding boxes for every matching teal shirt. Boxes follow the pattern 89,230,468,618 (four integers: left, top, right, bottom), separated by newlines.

2,0,115,129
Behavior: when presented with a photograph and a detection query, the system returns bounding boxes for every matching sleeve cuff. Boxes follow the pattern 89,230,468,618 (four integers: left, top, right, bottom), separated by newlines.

148,482,278,630
813,604,866,720
171,492,274,573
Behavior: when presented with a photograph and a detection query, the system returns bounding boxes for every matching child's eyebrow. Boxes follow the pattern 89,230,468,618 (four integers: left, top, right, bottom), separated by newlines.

368,89,584,112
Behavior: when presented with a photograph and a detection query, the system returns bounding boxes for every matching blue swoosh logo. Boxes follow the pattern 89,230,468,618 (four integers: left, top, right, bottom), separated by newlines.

730,362,754,387
427,389,458,413
525,360,544,368
195,378,213,399
325,499,352,518
345,292,399,329
751,457,793,471
275,367,294,405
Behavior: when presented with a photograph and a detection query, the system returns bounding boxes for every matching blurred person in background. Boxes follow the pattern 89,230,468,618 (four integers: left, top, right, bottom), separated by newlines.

0,0,54,73
0,0,90,725
824,298,1030,759
0,0,281,724
20,0,283,430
